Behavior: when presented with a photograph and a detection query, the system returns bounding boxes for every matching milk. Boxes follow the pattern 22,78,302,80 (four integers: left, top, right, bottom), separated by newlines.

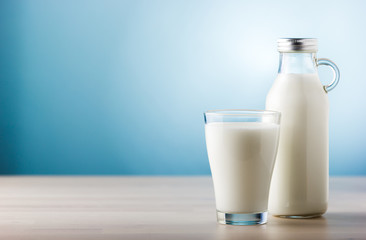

266,73,329,216
205,122,280,213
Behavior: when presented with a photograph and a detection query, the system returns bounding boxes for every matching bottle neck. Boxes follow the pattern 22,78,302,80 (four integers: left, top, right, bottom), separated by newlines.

278,52,317,74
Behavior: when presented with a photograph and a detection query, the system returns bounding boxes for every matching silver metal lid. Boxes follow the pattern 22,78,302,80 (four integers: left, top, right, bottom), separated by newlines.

278,38,318,52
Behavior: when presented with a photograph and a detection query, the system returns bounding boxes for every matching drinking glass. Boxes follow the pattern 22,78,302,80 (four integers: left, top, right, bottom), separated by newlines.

204,110,280,225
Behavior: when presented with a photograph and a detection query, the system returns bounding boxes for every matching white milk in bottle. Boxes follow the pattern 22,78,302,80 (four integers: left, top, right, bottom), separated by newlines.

266,38,340,218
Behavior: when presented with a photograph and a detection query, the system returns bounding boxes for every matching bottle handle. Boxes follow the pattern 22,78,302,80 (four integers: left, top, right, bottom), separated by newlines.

317,58,340,93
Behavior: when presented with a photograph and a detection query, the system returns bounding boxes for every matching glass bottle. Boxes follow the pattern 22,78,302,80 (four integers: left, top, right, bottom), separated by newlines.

266,38,340,218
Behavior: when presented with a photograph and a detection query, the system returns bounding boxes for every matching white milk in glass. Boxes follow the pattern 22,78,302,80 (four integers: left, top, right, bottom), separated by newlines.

205,122,280,213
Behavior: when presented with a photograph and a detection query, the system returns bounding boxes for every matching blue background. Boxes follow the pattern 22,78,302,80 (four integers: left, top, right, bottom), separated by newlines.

0,0,365,175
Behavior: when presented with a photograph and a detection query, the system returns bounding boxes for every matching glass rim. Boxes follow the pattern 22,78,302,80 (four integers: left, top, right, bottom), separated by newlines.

204,109,280,116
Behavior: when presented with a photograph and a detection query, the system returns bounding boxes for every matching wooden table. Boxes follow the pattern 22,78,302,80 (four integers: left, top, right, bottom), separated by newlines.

0,177,365,240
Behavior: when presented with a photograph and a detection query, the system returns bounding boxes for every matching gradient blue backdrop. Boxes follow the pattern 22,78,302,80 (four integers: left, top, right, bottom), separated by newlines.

0,0,365,175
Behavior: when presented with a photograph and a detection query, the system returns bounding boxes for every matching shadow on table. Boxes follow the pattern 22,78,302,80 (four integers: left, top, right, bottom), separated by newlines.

324,212,366,224
215,216,329,240
216,212,366,240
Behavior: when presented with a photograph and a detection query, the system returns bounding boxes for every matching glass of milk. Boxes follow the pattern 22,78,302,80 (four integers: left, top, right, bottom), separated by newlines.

204,110,280,225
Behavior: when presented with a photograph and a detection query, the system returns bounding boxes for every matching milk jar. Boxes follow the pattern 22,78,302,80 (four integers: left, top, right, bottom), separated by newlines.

266,38,340,218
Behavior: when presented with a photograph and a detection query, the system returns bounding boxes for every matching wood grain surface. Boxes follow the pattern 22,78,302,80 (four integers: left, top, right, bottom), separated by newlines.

0,176,364,240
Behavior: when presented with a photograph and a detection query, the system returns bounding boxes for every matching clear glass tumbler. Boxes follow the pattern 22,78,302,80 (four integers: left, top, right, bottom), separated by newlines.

204,110,281,225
